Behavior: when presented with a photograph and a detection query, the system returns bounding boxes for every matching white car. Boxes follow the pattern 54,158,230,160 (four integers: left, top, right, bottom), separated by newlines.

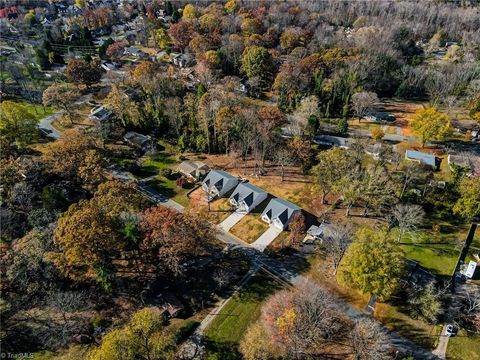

445,324,455,337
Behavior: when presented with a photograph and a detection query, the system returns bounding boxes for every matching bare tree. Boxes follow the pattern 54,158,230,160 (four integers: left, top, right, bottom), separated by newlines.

274,147,294,181
351,91,379,122
398,162,421,198
350,318,393,360
391,204,425,242
322,223,355,274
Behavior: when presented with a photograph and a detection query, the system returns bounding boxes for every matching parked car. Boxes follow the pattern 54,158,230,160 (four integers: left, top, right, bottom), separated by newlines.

445,324,455,337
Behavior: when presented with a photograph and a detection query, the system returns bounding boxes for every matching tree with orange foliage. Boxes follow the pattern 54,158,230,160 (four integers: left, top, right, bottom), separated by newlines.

139,206,215,276
168,21,195,51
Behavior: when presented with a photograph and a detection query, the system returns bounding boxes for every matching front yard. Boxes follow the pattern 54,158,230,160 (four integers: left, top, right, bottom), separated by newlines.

204,270,283,359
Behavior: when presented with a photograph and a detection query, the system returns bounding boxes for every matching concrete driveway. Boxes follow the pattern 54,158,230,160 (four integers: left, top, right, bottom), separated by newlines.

219,211,245,232
251,226,283,251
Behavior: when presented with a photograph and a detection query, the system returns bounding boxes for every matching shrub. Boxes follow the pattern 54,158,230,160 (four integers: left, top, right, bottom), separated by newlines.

160,168,173,177
176,177,187,188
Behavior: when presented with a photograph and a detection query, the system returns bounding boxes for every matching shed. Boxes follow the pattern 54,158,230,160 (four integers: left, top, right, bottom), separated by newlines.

202,170,239,198
177,160,209,180
229,182,268,213
405,150,438,169
261,198,301,230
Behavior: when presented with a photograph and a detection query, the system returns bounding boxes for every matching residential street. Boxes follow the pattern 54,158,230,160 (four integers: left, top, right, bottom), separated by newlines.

39,112,441,359
38,110,64,139
125,174,441,360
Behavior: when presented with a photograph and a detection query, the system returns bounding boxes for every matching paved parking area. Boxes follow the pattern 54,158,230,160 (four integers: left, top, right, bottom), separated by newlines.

219,211,245,231
251,226,283,251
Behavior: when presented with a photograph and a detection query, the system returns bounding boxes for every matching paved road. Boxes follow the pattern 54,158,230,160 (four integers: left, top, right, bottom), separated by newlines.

111,173,439,359
37,94,92,140
38,110,64,139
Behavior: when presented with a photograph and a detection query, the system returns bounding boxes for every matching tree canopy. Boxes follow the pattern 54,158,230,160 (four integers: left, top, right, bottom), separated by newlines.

338,227,405,301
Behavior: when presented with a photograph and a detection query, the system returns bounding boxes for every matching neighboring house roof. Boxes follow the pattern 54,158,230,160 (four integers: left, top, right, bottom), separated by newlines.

230,182,267,207
405,150,437,168
262,198,301,226
124,131,153,148
448,154,480,177
202,170,237,192
178,160,209,177
90,106,113,121
313,135,352,149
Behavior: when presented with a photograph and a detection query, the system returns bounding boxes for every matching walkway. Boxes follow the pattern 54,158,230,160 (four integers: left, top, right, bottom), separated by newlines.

251,226,283,251
218,211,245,232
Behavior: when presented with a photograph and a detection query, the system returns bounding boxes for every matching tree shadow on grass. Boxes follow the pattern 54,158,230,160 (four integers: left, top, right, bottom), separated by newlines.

203,339,242,360
148,178,177,198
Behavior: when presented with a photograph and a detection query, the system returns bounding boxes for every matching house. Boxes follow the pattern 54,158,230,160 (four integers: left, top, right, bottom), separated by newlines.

124,132,156,154
313,135,352,149
89,106,113,122
261,198,301,230
229,182,268,213
177,160,209,180
123,47,148,58
448,154,480,177
172,53,195,68
202,170,239,199
405,150,438,169
365,111,396,122
101,60,118,71
159,292,185,318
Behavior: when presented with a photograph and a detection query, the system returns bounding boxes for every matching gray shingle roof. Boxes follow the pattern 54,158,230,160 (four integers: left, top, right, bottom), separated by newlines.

229,182,267,206
262,198,301,225
203,170,237,191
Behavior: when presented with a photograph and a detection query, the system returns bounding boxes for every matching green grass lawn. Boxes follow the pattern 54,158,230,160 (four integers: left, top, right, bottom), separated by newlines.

396,229,463,278
375,301,442,350
124,144,193,207
446,330,480,360
204,270,283,359
19,101,57,121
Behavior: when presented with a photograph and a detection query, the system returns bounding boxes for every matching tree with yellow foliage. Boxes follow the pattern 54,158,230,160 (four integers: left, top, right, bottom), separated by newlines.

88,307,176,360
410,107,451,147
182,3,197,18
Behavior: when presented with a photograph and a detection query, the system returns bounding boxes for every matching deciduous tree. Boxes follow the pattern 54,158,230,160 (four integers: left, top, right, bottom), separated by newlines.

0,101,38,148
139,206,214,276
351,91,378,121
65,59,102,88
391,204,425,242
453,177,480,220
410,107,451,147
338,227,405,301
241,46,273,86
322,223,354,274
313,148,352,204
168,21,195,51
42,82,80,124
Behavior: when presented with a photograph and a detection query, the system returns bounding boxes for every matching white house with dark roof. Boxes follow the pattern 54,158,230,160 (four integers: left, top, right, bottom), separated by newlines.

405,150,438,169
229,182,268,213
261,198,301,230
202,170,239,198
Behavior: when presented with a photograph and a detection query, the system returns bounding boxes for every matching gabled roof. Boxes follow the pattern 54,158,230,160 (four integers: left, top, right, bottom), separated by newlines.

230,182,267,206
262,198,301,225
178,160,208,175
203,170,237,191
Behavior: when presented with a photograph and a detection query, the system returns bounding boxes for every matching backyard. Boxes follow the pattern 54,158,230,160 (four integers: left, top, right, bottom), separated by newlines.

203,270,283,359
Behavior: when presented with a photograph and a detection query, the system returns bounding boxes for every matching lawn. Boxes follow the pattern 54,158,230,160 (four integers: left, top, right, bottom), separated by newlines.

18,101,57,121
129,145,193,207
204,270,283,358
230,213,269,244
397,228,465,278
446,330,480,360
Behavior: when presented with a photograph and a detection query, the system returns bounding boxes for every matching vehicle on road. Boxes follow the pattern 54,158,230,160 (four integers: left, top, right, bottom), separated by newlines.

445,324,455,337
